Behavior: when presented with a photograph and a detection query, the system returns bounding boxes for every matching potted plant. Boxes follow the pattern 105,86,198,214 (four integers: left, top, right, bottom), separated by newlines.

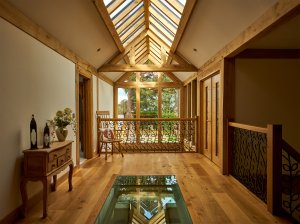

50,108,76,142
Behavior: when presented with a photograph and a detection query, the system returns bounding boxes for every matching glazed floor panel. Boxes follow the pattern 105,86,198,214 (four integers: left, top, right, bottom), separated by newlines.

16,153,291,224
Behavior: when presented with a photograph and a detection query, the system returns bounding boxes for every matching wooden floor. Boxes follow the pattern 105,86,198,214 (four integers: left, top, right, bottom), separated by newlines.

16,153,291,224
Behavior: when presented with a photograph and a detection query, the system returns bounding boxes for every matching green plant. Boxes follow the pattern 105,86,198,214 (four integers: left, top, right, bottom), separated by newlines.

50,108,76,132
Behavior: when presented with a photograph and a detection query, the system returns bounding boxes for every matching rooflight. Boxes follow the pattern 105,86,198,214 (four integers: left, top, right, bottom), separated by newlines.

103,0,115,7
159,0,181,19
111,0,134,20
115,2,144,30
150,3,178,29
177,0,186,6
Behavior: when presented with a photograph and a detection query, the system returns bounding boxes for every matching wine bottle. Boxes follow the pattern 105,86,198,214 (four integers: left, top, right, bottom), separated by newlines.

30,114,37,149
43,122,50,148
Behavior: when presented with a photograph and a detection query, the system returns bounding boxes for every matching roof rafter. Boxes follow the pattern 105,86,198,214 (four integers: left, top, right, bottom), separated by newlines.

144,0,150,29
98,64,197,72
167,0,197,64
94,0,124,51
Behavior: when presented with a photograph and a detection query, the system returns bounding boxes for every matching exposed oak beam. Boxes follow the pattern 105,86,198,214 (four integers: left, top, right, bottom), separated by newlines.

116,82,182,88
165,72,184,84
168,51,195,67
96,72,114,86
0,1,92,72
93,0,124,51
170,0,197,53
98,64,197,72
144,0,150,29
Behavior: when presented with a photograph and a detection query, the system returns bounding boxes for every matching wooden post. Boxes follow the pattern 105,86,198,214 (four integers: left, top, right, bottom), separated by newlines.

267,124,282,214
225,119,233,175
197,116,201,153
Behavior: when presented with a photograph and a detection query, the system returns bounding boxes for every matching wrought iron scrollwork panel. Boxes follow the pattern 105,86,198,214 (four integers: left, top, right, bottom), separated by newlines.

282,148,300,222
99,119,196,152
232,127,267,202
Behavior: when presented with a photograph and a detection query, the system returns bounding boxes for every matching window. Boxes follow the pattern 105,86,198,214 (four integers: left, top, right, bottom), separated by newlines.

118,88,136,118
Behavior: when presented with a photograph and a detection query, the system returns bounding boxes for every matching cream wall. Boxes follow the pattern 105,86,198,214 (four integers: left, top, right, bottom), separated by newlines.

92,75,98,153
92,78,114,153
0,18,76,219
179,0,277,68
235,58,300,151
98,79,113,114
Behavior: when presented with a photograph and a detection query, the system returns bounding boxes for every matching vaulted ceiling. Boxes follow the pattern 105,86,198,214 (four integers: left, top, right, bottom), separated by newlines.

94,0,198,77
5,0,290,82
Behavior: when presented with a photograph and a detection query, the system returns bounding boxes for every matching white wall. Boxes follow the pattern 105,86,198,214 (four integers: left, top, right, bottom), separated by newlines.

0,18,76,219
98,79,113,113
92,78,114,153
92,75,98,153
235,58,300,151
179,0,277,68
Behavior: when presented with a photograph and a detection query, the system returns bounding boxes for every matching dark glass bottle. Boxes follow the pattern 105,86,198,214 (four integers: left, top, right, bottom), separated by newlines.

30,114,37,149
43,123,50,148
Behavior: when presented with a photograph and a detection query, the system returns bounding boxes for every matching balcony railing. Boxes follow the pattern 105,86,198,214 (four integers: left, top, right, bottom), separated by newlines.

97,118,199,153
228,122,281,213
228,121,300,222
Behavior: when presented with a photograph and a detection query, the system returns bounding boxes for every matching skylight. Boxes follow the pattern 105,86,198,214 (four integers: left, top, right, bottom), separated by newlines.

102,0,186,64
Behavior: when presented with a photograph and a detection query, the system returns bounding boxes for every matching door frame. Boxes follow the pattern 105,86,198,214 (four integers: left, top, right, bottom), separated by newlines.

76,66,94,166
200,71,222,167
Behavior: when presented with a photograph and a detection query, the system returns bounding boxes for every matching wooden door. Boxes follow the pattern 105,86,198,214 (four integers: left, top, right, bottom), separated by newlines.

201,74,221,166
79,76,87,159
211,75,221,166
202,78,212,159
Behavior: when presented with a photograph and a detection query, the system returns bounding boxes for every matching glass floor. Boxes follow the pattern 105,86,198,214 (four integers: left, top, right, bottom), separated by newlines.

96,175,192,224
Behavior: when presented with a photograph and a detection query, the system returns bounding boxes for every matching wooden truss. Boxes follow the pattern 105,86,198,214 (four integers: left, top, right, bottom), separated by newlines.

94,0,197,81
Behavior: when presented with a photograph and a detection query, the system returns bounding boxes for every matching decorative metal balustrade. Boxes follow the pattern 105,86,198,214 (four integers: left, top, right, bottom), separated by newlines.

282,140,300,222
97,118,198,153
228,121,300,222
232,128,267,202
230,125,268,202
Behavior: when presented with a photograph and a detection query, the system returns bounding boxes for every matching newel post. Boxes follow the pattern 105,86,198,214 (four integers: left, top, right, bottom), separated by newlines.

197,116,200,153
267,124,282,214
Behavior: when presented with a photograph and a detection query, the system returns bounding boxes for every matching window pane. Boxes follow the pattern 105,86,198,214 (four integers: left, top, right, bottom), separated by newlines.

162,88,179,118
124,73,136,82
161,73,172,82
118,88,136,118
140,88,158,118
140,72,158,82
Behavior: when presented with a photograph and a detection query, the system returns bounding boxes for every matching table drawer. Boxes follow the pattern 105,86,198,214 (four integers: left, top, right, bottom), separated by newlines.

49,147,66,161
65,150,72,161
47,160,57,172
57,155,66,167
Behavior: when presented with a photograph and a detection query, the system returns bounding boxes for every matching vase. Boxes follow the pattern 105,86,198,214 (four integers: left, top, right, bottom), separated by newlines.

56,127,68,142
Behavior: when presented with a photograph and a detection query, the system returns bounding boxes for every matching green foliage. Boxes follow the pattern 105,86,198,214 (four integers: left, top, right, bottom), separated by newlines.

118,85,179,118
50,108,76,133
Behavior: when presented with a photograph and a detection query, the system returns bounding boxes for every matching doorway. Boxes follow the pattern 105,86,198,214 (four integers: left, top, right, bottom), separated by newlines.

79,76,87,162
201,74,221,166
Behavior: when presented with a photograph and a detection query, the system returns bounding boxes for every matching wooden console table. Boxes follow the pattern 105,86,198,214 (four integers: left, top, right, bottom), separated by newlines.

20,141,74,218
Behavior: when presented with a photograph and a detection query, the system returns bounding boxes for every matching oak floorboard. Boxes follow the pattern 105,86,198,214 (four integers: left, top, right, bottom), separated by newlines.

15,153,292,224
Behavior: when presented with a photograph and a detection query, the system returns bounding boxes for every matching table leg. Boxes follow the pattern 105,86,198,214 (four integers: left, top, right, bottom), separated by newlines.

68,161,73,191
119,142,124,157
105,143,108,160
42,177,51,218
20,178,28,217
51,175,57,192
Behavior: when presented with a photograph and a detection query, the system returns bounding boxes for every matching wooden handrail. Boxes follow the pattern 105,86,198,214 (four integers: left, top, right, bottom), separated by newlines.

282,139,300,163
98,118,197,121
228,121,268,133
